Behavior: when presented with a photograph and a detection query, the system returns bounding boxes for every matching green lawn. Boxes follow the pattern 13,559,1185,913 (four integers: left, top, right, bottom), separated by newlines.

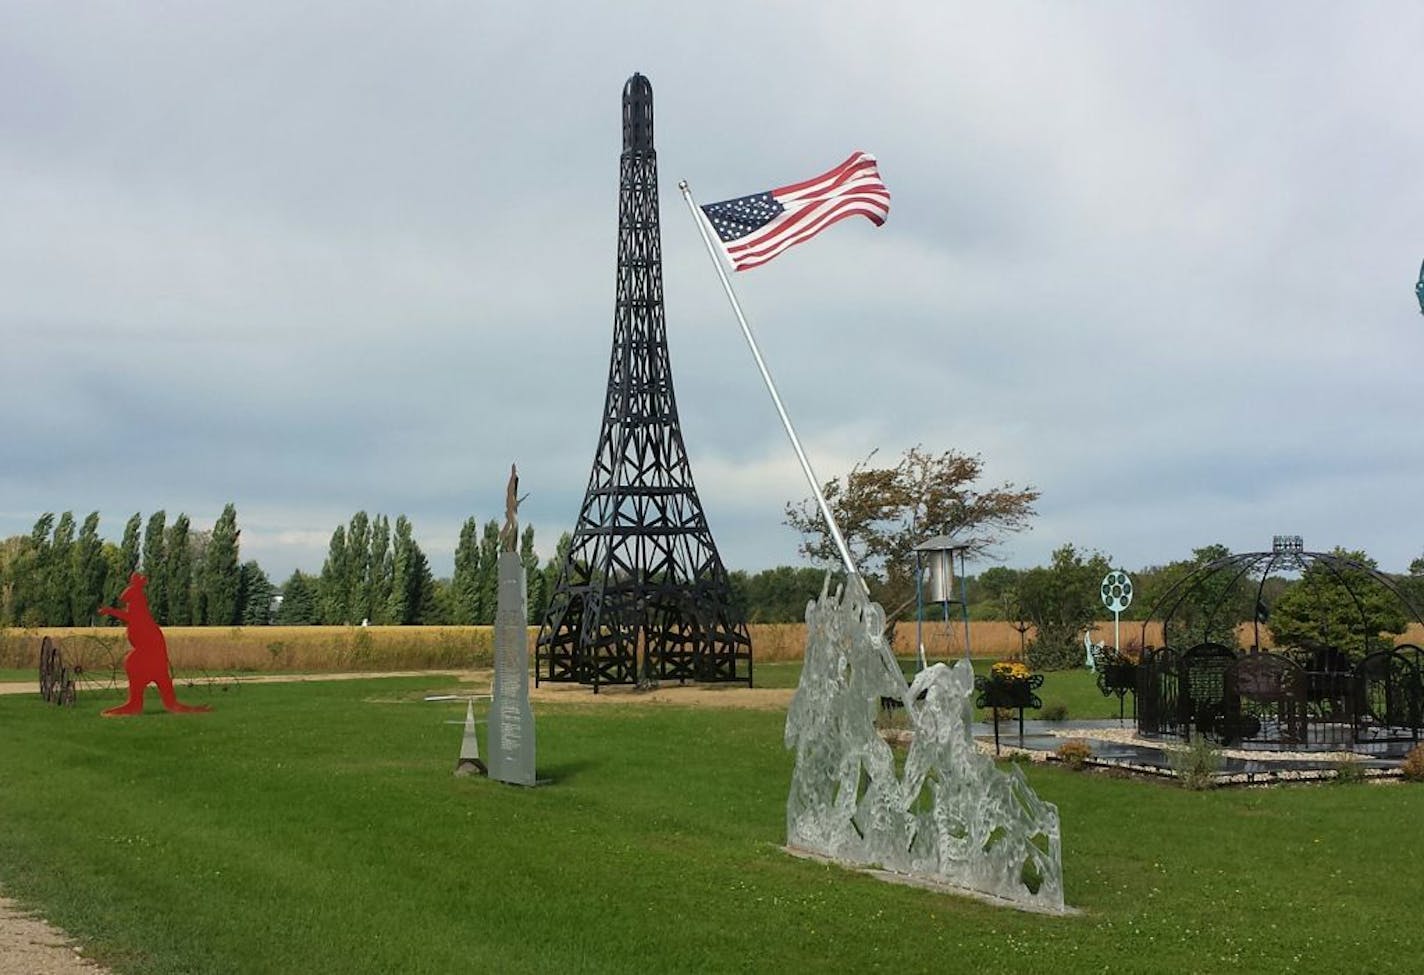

0,667,33,682
757,658,1128,721
1,678,1421,973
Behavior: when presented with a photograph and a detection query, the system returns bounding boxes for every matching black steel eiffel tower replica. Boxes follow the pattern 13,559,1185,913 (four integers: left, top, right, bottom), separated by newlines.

535,74,752,692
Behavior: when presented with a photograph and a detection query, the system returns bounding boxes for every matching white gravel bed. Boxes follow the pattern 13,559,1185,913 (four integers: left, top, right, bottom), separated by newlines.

1042,725,1366,763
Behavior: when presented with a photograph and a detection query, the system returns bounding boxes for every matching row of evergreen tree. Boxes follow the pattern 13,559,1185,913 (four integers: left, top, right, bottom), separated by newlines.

0,506,266,628
1,506,850,628
286,511,570,627
0,506,580,629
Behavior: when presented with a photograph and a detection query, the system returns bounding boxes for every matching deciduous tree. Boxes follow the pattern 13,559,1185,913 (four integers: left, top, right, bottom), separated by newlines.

474,519,500,624
344,511,371,624
142,511,167,622
367,515,392,624
1017,544,1112,670
113,512,142,605
385,516,435,624
535,533,572,626
203,504,242,626
1268,549,1407,658
319,525,349,625
71,512,108,626
520,524,542,625
11,514,54,626
164,515,193,626
0,535,24,625
785,445,1038,617
451,517,481,625
46,512,77,626
1127,544,1252,649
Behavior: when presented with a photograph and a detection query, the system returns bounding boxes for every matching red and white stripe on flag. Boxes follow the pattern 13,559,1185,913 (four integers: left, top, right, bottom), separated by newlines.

719,152,890,271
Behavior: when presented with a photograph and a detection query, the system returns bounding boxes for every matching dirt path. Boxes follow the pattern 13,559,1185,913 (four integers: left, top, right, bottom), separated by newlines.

529,680,794,710
2,670,798,710
0,894,108,974
0,669,476,697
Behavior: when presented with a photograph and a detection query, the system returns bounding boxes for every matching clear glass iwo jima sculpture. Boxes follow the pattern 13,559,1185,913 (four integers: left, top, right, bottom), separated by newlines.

785,577,1065,912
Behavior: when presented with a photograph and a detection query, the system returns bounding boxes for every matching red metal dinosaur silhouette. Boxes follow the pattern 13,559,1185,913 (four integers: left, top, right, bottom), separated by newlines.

98,572,211,717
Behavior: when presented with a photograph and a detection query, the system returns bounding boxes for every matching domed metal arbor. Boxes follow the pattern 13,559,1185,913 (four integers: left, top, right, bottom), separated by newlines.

1136,537,1424,754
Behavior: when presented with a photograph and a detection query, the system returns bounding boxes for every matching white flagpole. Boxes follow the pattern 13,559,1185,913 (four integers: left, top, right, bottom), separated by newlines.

677,179,862,589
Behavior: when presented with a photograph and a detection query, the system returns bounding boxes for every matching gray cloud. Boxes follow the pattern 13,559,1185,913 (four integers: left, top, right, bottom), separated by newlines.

3,2,1423,582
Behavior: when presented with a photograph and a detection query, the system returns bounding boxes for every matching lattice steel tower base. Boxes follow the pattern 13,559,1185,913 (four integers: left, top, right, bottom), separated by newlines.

535,73,752,692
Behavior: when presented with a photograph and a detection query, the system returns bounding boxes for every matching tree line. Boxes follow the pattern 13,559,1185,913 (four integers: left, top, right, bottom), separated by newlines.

0,506,262,628
0,505,842,629
5,501,1422,661
887,542,1424,670
786,445,1424,670
0,507,575,629
285,511,571,627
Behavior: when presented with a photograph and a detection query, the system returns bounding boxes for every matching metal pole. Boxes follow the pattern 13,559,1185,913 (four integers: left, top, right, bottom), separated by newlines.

958,549,972,661
942,598,950,661
915,551,926,670
678,180,861,587
679,178,912,711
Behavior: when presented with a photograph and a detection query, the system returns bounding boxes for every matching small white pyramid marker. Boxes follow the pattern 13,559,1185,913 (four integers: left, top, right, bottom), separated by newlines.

454,700,487,777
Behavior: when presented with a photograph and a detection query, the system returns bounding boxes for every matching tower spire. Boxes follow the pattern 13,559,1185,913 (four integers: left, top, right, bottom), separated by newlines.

535,74,752,691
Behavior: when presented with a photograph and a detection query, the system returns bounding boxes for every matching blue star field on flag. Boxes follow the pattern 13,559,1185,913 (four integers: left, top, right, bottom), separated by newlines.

698,152,890,271
703,193,785,244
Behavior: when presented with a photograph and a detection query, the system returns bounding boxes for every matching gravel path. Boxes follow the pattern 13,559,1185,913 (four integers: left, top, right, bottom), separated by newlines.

1042,725,1364,762
0,894,108,974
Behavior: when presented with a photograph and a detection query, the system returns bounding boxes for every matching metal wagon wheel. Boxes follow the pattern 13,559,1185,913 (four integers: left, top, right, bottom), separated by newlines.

180,665,241,696
55,665,77,707
38,636,60,702
66,632,126,702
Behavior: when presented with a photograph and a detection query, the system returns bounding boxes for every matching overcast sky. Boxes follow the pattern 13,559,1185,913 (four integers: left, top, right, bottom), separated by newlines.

3,2,1422,582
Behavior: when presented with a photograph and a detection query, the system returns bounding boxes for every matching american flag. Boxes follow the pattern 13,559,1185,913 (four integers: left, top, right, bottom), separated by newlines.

700,152,890,271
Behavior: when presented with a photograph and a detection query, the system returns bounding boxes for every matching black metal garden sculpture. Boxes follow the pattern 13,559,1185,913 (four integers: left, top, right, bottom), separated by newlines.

1135,538,1424,753
534,75,751,692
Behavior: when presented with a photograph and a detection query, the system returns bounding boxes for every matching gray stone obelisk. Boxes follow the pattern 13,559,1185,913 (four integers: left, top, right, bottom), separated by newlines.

487,465,537,786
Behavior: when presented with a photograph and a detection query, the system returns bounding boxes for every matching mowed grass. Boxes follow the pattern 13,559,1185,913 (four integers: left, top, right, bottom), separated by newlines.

756,658,1128,721
12,652,1121,720
2,679,1423,973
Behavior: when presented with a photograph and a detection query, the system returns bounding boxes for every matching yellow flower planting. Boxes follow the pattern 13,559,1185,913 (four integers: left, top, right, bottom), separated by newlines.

991,661,1033,682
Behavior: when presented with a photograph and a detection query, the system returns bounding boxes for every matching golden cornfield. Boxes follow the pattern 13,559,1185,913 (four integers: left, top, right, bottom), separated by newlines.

6,620,1424,673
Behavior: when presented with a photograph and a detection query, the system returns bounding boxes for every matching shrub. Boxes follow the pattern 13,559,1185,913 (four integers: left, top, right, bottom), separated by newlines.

1041,702,1069,722
1169,733,1221,790
1055,739,1093,770
1025,626,1083,671
1401,744,1424,782
1332,756,1367,784
1119,638,1144,665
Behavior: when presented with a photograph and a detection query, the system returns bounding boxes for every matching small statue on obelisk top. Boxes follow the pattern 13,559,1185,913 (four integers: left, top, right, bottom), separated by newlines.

500,463,520,553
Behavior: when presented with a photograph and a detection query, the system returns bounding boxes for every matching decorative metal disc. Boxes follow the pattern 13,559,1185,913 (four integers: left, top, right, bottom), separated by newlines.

1100,570,1133,613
